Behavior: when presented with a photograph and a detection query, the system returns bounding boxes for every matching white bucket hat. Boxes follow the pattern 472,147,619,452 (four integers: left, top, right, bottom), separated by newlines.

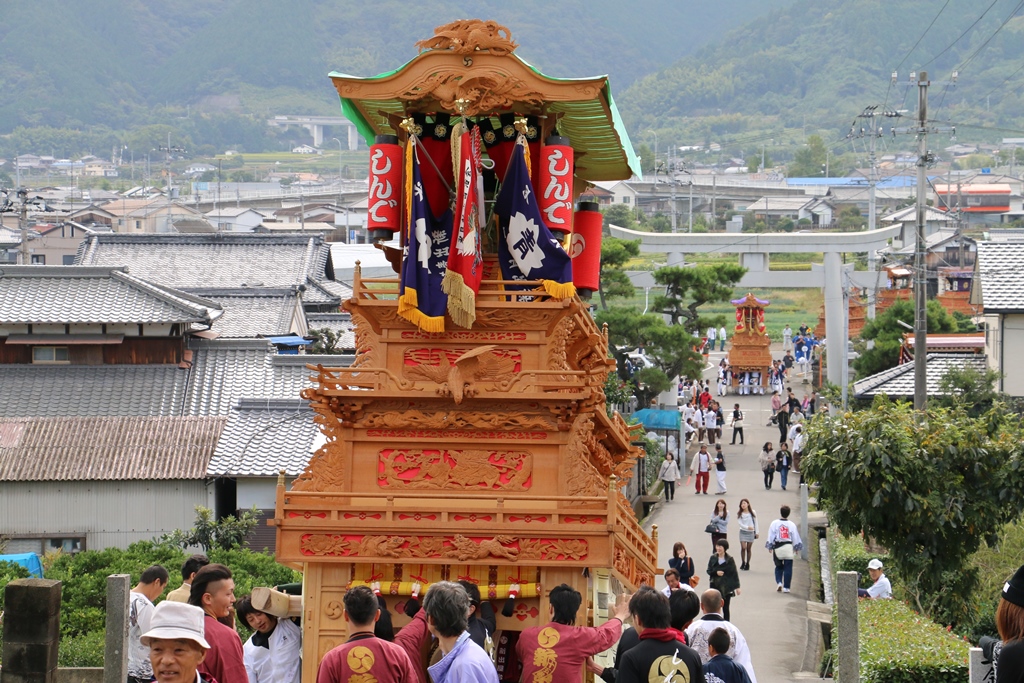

141,601,210,649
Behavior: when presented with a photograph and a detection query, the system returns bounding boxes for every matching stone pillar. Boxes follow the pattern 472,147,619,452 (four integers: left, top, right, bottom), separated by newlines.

800,483,809,561
739,252,769,272
103,574,130,683
969,647,992,683
836,571,859,683
1,578,62,683
823,251,844,388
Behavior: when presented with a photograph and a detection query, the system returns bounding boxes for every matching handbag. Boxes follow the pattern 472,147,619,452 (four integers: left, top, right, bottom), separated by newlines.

688,575,700,588
704,523,716,534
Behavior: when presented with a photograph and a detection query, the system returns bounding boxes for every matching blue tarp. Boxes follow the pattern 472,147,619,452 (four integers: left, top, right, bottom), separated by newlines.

267,335,309,346
632,408,681,431
0,552,44,578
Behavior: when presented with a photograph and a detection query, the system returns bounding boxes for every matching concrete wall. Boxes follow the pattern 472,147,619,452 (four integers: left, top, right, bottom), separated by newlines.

1002,313,1024,396
57,669,103,683
238,477,296,510
0,480,208,551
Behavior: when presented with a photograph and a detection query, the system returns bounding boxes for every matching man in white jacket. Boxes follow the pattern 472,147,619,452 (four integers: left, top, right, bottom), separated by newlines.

685,589,757,683
236,595,302,683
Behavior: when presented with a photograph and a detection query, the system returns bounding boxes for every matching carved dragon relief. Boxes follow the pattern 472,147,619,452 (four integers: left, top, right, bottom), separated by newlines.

347,308,380,369
563,414,607,499
291,394,346,492
474,308,554,329
405,345,517,404
354,403,556,431
415,20,519,55
547,316,574,381
299,533,589,562
379,448,532,490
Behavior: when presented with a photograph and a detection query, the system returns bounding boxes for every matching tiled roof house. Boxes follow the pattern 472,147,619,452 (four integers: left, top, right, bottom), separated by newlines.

0,254,354,553
973,241,1024,395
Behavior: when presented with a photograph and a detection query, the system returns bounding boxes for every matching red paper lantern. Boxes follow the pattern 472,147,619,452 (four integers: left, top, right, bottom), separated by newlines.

538,135,574,238
570,201,602,297
367,134,403,240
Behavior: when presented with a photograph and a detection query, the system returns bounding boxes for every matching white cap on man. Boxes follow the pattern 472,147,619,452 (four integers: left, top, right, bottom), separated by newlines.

141,601,210,649
867,559,884,570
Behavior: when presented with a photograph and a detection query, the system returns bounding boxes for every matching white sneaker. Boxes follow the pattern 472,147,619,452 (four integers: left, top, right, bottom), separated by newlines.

783,588,791,593
777,584,783,592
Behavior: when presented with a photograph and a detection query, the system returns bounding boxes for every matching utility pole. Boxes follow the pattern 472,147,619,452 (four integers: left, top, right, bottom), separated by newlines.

889,71,954,411
913,72,929,412
18,189,30,265
854,104,902,319
669,147,677,233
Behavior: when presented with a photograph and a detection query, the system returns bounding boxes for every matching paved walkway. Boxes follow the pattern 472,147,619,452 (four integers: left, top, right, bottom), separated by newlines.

644,348,817,683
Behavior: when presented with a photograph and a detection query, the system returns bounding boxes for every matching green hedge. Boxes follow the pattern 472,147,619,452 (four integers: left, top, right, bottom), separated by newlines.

830,528,889,590
42,541,301,666
857,599,969,683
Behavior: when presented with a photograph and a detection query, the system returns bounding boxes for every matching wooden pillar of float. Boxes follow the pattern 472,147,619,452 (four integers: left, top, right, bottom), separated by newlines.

727,293,773,391
273,265,658,681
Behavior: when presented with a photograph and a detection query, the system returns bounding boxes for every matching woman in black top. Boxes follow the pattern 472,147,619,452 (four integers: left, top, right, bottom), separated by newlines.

707,539,741,622
994,564,1024,683
668,542,695,585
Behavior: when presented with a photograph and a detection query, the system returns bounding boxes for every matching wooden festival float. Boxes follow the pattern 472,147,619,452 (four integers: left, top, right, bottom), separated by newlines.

272,20,658,681
727,294,773,392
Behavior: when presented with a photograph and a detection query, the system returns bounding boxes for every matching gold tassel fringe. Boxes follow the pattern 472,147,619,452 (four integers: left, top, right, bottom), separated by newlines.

442,270,477,329
542,280,576,300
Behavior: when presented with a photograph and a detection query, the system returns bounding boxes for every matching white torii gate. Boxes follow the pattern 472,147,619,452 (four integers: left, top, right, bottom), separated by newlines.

608,225,901,387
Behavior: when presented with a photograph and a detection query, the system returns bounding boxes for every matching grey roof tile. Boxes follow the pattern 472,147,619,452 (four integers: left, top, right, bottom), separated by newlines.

193,289,303,338
75,232,333,291
853,353,987,398
0,265,222,325
0,364,190,417
0,416,226,481
976,241,1024,311
207,399,317,477
183,339,355,415
305,312,356,351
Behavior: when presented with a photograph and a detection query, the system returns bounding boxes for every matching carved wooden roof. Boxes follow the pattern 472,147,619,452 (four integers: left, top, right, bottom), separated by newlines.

329,20,640,182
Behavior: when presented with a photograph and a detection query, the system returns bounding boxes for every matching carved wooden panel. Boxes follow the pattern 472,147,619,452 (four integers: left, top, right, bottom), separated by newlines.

354,403,556,431
378,448,532,490
299,534,588,562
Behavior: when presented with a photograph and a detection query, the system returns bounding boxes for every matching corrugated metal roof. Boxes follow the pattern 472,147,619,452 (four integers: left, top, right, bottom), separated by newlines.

0,364,190,417
0,416,227,481
976,241,1024,311
207,400,317,477
853,353,986,398
0,266,223,325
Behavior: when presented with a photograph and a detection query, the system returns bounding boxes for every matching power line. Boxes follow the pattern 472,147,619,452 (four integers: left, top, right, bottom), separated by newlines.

933,0,1024,115
920,0,1002,70
884,0,952,112
977,60,1024,104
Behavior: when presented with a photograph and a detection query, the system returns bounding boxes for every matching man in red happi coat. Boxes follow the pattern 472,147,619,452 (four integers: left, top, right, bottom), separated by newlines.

516,584,630,683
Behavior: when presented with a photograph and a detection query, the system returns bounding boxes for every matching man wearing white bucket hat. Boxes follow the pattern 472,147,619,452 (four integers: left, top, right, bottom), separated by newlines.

142,601,212,683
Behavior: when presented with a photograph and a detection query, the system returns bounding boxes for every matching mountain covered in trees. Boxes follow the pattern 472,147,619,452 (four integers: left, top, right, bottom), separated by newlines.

621,0,1024,154
3,0,1023,158
0,0,788,133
